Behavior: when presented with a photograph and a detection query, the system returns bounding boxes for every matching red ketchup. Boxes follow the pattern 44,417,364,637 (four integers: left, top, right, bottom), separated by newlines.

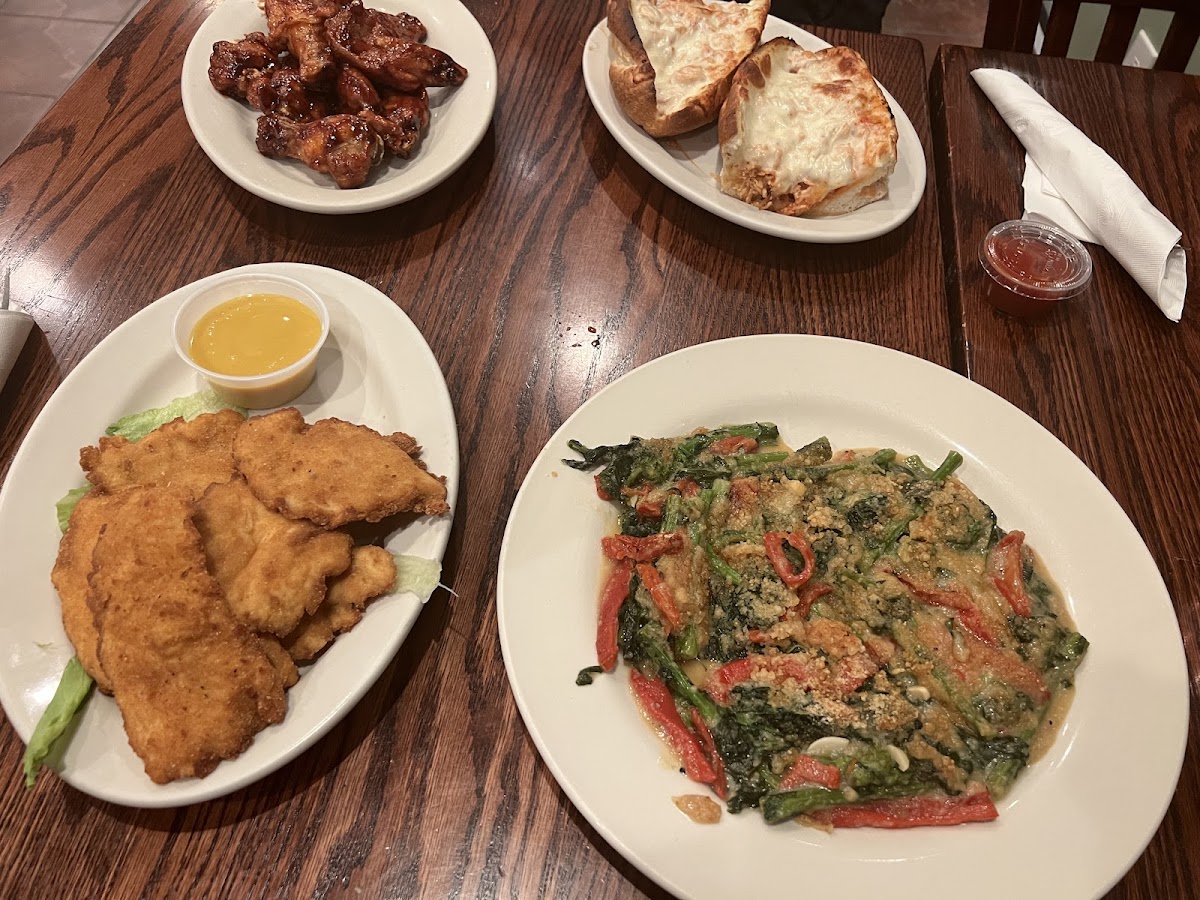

979,221,1093,318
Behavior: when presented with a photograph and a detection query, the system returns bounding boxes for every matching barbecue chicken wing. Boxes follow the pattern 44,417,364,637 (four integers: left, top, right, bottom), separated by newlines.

358,88,429,157
256,113,383,188
263,0,351,84
326,1,467,92
210,34,329,120
209,33,279,97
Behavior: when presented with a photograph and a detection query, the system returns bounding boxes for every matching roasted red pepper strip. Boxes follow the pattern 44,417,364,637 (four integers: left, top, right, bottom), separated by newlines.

988,531,1032,617
793,580,833,619
594,475,613,501
779,754,842,791
951,629,1050,703
596,560,633,672
889,568,997,646
675,478,700,497
705,655,827,704
690,709,728,800
706,658,756,702
709,435,758,455
601,531,684,562
630,669,717,787
637,497,664,519
764,531,816,590
806,791,999,829
636,562,682,633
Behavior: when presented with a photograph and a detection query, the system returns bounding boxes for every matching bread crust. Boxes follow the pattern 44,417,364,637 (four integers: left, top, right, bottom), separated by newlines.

607,0,769,138
718,39,898,217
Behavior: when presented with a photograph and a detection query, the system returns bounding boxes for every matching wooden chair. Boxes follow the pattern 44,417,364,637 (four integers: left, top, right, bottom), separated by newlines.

983,0,1200,71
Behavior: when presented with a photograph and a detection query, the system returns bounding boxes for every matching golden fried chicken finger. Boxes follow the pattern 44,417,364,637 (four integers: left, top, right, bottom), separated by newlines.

233,408,449,527
194,477,353,636
51,491,122,694
89,487,287,784
79,409,244,500
283,545,397,662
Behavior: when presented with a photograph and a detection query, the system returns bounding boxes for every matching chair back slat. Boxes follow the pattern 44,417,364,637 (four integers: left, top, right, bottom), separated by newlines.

1043,1,1083,56
1156,10,1200,70
1096,6,1140,64
985,0,1199,70
983,0,1042,52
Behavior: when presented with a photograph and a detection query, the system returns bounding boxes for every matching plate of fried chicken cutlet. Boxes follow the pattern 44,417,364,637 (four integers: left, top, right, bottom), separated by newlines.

180,0,497,213
0,263,459,806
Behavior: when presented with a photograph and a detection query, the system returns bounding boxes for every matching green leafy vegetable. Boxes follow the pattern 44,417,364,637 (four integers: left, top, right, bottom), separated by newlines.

22,657,93,788
390,554,443,602
104,389,246,442
55,486,91,534
576,666,604,686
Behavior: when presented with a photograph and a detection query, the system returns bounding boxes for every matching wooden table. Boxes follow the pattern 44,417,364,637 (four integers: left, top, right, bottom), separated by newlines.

0,1,945,896
930,45,1200,900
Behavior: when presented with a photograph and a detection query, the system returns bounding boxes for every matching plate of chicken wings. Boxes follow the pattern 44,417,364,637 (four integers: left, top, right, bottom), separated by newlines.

181,0,497,213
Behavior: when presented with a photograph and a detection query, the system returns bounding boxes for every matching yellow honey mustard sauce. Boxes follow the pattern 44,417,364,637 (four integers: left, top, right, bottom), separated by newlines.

188,293,323,376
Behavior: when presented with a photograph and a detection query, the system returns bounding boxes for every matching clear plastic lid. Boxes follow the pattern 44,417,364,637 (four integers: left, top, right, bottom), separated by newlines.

979,220,1093,300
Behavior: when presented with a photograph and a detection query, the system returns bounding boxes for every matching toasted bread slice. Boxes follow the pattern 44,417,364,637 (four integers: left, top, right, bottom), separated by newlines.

718,40,898,217
608,0,769,138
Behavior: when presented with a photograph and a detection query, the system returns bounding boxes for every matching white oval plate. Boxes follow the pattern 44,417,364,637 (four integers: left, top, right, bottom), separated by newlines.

582,18,926,242
181,0,497,214
0,263,459,807
498,335,1187,900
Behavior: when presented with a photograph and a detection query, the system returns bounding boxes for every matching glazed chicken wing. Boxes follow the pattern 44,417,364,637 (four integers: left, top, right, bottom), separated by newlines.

208,32,279,98
358,88,429,157
209,34,328,121
326,1,467,92
256,113,383,188
245,62,330,121
263,0,350,84
335,65,380,111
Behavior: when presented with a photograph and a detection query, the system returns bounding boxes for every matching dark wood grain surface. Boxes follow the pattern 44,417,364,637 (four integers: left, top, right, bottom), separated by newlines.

931,45,1199,900
0,1,946,897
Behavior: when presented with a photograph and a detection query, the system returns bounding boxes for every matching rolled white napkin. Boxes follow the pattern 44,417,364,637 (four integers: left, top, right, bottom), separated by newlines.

0,309,34,395
971,67,1186,322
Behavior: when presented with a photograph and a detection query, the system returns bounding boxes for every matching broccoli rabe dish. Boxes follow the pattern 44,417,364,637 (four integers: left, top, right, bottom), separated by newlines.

566,424,1087,829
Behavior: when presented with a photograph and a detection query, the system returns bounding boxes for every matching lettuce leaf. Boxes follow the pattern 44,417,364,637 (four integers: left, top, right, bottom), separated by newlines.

22,657,93,788
55,486,91,534
104,389,246,442
391,554,443,603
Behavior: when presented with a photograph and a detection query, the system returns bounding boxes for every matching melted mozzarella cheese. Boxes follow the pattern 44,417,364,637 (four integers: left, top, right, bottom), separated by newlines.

631,0,756,115
739,61,871,191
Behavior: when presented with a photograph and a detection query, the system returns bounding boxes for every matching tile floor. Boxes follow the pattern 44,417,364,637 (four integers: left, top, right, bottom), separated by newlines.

0,0,146,162
0,0,989,165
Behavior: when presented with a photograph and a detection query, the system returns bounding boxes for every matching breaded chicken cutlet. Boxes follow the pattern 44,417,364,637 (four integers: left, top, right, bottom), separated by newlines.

79,408,244,499
283,545,397,661
234,407,449,527
194,477,353,636
88,487,287,784
51,491,125,694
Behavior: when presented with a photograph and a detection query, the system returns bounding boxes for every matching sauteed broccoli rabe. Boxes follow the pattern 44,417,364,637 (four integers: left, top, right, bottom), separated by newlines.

566,424,1087,828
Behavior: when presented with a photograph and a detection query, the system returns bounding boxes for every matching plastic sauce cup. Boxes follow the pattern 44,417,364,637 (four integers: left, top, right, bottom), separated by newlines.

172,273,330,409
979,220,1093,319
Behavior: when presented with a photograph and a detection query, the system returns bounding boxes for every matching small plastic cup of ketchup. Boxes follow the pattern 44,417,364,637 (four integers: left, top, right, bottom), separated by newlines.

979,220,1093,318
